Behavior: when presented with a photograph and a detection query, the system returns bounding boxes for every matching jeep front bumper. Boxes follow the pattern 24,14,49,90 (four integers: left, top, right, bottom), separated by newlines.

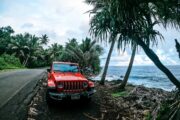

47,89,96,100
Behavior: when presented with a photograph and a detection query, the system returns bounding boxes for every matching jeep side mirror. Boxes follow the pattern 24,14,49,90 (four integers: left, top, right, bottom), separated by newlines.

47,68,51,73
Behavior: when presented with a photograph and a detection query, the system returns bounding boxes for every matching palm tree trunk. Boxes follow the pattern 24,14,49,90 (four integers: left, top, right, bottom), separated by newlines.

22,58,26,66
136,39,180,90
100,37,116,85
175,39,180,58
23,56,29,66
119,45,136,89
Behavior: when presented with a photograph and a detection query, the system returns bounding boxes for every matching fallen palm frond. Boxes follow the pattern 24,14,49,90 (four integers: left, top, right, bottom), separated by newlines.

168,91,180,120
83,113,99,120
153,90,180,120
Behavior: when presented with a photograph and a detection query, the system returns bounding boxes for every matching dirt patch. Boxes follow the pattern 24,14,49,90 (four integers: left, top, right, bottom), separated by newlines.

27,80,173,120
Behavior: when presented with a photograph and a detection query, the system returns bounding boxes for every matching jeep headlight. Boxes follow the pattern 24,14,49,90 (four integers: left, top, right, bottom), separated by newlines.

48,80,56,89
83,82,88,88
57,82,64,88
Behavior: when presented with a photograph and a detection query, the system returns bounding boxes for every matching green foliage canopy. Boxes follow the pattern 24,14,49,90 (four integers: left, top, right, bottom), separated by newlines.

0,26,103,75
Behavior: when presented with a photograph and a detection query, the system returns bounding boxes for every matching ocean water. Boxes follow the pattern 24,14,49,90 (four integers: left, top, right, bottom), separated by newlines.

92,65,180,91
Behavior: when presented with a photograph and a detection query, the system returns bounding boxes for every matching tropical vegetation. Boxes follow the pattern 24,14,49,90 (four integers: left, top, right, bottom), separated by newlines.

86,0,180,90
0,26,103,75
61,37,103,76
0,54,23,70
85,0,180,119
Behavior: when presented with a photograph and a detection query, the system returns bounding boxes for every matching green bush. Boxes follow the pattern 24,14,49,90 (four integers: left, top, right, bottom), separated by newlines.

0,57,8,70
0,54,23,70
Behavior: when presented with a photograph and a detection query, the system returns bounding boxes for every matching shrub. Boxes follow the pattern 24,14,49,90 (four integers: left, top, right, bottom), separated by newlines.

0,54,23,70
0,57,8,70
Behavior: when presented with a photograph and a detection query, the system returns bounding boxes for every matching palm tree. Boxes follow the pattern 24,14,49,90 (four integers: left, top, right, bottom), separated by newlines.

25,34,42,66
48,43,63,61
60,38,79,62
40,34,49,45
65,38,103,75
119,45,136,89
9,33,46,67
86,0,180,89
80,37,102,53
0,26,14,55
100,37,116,85
87,0,139,86
88,3,121,84
8,34,29,65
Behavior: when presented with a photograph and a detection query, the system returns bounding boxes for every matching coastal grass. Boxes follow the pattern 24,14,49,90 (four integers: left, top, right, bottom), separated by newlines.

110,84,135,98
111,91,129,97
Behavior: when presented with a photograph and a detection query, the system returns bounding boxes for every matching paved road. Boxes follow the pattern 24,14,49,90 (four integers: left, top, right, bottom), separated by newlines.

0,69,45,108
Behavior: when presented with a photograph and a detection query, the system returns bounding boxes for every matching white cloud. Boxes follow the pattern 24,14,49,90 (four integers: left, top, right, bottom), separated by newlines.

0,0,91,44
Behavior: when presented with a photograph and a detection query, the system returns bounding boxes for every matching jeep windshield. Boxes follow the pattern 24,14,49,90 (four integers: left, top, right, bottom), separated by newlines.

53,63,79,72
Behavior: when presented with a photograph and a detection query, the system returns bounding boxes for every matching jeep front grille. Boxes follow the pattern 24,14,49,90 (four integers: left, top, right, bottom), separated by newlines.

59,81,85,92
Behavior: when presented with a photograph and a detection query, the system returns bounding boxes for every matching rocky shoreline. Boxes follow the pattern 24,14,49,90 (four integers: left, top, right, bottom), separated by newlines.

94,82,174,120
27,79,176,120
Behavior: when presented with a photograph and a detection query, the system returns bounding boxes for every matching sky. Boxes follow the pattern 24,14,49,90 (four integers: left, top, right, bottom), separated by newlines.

0,0,180,66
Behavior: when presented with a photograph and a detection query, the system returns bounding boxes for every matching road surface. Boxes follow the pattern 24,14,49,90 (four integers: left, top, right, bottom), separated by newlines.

0,69,45,120
0,69,45,108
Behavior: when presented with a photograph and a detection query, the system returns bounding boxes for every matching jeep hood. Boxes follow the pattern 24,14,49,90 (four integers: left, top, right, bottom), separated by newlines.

52,72,87,81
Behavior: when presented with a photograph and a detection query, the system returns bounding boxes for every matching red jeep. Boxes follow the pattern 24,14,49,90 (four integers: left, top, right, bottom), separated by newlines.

46,62,95,103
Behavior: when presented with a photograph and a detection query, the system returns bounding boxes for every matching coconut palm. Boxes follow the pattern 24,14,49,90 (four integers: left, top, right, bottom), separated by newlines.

26,34,42,66
40,34,49,45
87,0,140,86
48,43,63,61
80,38,103,74
65,38,79,49
118,21,162,89
80,37,102,53
100,37,116,85
88,2,121,84
9,33,46,66
60,38,80,62
119,45,137,89
0,26,14,54
65,38,103,75
1,27,53,67
86,0,180,89
8,34,30,65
